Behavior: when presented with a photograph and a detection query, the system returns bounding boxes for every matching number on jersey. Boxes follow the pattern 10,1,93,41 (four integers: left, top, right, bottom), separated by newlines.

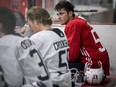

91,29,105,52
30,49,49,81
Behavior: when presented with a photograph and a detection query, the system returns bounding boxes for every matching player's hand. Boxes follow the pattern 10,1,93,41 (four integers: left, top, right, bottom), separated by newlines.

20,25,26,34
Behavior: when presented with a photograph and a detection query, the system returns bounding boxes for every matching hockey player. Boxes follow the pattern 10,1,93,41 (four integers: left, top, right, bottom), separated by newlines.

26,6,72,87
54,1,110,76
0,6,53,87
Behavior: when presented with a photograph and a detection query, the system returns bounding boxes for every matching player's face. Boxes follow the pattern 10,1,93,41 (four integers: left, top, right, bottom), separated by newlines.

27,20,39,33
56,8,71,25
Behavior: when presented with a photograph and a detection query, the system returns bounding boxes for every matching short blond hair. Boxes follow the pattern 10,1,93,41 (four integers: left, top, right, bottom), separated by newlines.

27,6,52,25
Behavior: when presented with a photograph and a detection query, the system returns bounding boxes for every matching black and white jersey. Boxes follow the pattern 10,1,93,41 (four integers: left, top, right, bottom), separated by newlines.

0,35,52,87
30,28,72,87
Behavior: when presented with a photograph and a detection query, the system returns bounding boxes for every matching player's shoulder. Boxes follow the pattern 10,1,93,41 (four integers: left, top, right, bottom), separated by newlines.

18,36,34,50
0,35,22,45
71,16,87,24
68,16,92,28
48,28,65,37
3,35,33,52
31,28,64,38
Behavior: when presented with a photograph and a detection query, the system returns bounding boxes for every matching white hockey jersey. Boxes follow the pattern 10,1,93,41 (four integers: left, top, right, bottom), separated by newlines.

30,28,72,87
0,35,53,87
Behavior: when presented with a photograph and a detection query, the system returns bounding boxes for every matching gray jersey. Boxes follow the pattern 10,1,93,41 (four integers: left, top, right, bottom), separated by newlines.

0,35,52,87
30,28,72,87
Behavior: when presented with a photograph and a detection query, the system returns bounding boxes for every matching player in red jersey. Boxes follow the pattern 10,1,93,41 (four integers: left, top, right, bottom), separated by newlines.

55,1,110,76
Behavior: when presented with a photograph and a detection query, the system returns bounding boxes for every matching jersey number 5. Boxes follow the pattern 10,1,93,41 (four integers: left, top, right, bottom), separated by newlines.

59,49,68,71
91,29,105,52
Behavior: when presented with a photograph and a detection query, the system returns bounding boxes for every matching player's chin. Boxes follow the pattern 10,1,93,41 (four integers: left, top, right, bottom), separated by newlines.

60,22,66,25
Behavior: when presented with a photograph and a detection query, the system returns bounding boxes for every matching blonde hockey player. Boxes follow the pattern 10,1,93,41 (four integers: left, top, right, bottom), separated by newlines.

26,6,72,87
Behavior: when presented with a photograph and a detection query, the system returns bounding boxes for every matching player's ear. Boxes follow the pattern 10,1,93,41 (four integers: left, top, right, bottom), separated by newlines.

69,11,73,17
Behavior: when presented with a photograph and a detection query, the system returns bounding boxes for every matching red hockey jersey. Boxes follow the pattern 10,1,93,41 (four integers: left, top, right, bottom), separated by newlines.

64,16,110,75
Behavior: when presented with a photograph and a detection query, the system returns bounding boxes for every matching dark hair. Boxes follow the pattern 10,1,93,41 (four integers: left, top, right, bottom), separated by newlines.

55,1,75,16
0,6,16,34
13,11,26,27
27,6,52,25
